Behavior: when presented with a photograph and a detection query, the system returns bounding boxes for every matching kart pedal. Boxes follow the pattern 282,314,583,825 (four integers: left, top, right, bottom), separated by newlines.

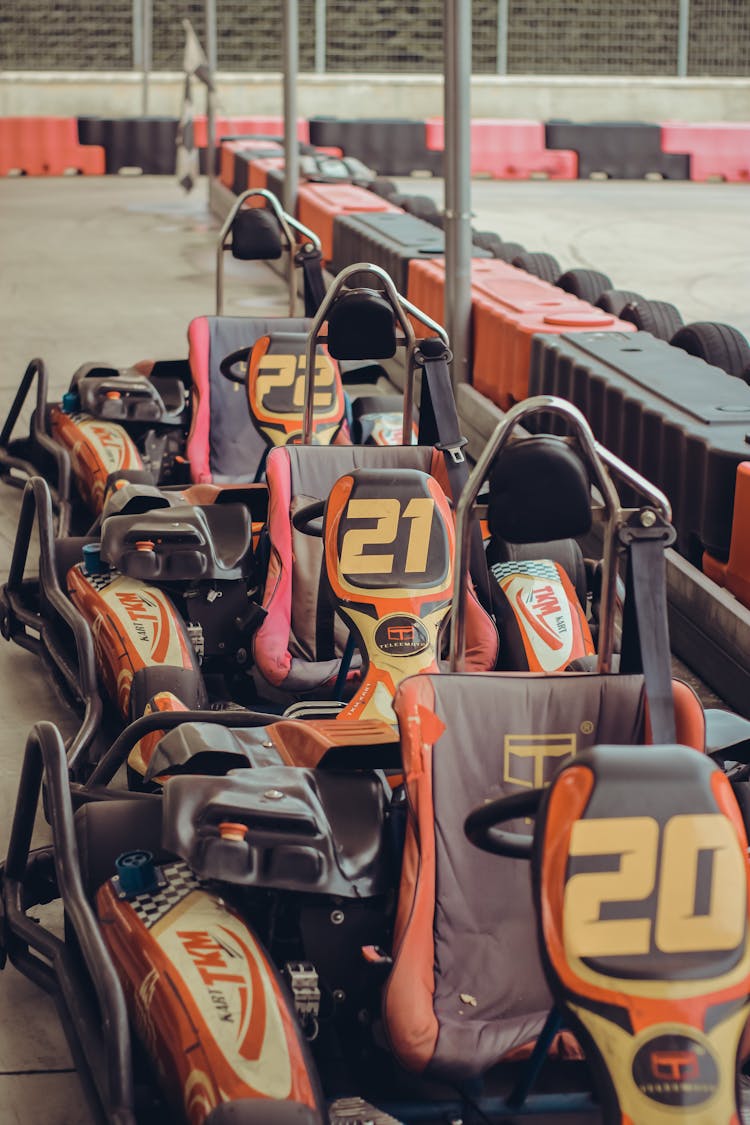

328,1096,404,1124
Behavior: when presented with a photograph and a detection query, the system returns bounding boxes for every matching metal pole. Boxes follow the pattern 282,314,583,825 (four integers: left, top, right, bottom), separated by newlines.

205,0,217,186
283,0,300,215
496,0,508,76
315,0,327,74
677,0,690,77
141,0,152,116
132,0,144,69
443,0,473,386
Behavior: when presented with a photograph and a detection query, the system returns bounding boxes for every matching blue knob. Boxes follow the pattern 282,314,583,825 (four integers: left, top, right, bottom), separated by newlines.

116,850,158,897
81,542,106,576
61,391,80,414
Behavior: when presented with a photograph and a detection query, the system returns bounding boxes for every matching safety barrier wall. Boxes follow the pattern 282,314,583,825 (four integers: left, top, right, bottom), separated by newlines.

3,114,750,181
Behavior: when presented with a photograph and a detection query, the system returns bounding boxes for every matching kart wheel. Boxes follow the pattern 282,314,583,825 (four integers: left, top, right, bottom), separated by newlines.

401,194,439,221
494,240,527,263
620,298,684,341
472,230,504,256
595,288,644,316
556,267,613,303
670,321,750,379
368,176,398,199
511,251,562,283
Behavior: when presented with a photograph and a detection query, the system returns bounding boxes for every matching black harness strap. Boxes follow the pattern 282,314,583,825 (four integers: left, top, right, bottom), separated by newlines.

416,338,493,615
619,513,677,745
297,247,327,317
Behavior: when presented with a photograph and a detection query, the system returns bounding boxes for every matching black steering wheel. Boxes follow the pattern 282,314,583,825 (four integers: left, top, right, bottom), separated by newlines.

219,345,252,385
292,499,325,538
464,788,543,859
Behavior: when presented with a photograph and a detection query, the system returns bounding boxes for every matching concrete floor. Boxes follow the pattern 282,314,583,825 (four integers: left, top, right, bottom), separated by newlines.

0,174,748,1123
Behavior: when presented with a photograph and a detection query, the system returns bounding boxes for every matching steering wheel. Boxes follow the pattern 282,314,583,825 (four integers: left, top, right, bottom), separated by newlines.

292,499,325,538
219,345,252,385
463,788,542,859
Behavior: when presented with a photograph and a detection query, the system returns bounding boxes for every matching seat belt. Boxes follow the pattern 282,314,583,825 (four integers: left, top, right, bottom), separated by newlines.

618,511,678,745
297,247,327,317
415,337,493,615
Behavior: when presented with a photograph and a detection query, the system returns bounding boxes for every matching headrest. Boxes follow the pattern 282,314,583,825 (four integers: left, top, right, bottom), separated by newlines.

326,289,397,360
488,436,592,543
230,207,283,261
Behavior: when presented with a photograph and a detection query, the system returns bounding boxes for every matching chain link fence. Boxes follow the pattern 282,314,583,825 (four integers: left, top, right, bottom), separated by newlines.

1,0,748,76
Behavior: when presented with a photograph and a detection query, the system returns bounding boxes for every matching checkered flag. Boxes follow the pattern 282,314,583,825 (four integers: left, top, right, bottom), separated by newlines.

175,19,213,193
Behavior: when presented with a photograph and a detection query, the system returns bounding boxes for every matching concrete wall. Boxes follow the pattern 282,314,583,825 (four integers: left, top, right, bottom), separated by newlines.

1,72,749,122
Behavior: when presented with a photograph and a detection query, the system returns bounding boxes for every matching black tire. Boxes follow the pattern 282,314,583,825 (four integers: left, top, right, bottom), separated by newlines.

595,288,645,316
619,299,684,341
511,251,561,283
494,241,527,263
368,176,398,199
556,268,613,304
670,321,750,379
472,229,504,256
400,194,439,220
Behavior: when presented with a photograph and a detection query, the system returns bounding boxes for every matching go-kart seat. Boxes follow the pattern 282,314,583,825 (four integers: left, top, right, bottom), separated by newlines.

383,670,705,1080
100,502,253,582
252,444,498,699
186,315,312,484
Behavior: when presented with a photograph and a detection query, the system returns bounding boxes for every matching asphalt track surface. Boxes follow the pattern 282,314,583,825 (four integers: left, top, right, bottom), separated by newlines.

0,174,748,1123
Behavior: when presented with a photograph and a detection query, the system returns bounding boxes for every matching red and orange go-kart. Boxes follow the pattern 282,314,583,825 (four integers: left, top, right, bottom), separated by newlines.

5,402,750,1124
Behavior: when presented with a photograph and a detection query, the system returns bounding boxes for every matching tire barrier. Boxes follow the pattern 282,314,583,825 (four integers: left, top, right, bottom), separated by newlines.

77,116,179,174
0,117,105,176
425,117,578,180
545,121,690,180
526,330,750,564
661,123,750,182
308,117,443,176
406,257,632,409
330,211,490,295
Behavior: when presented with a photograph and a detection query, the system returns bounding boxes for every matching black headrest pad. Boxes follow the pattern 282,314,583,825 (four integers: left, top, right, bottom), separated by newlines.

488,436,592,543
326,289,397,360
230,208,283,261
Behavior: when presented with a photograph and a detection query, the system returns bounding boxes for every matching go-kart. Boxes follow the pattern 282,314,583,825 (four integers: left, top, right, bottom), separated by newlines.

4,398,750,1124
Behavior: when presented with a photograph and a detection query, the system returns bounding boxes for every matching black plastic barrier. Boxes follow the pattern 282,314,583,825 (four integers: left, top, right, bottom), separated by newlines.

308,117,443,176
527,330,750,562
331,211,489,294
545,122,690,180
77,116,179,175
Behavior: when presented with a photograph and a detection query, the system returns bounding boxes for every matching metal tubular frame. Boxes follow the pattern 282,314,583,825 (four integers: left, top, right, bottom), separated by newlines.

215,188,320,317
3,722,136,1124
449,395,672,672
302,261,449,445
2,477,103,776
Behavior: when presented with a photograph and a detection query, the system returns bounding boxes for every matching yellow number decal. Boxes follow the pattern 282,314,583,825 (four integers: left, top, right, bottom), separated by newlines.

339,497,435,575
339,499,400,574
291,355,335,409
564,817,658,958
256,355,336,411
655,814,746,953
563,813,747,961
255,355,297,402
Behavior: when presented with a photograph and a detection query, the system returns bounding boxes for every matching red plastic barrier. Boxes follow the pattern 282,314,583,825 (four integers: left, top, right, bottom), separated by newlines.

219,142,283,192
194,116,309,148
703,463,750,608
0,117,105,176
408,258,633,409
661,122,750,182
425,118,577,180
297,182,402,263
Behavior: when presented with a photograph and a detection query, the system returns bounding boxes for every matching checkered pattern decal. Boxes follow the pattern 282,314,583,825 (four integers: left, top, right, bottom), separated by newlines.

76,563,115,591
127,861,201,930
490,559,559,583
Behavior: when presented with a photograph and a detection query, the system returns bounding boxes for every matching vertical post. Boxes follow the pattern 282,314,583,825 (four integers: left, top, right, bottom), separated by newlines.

283,0,300,215
141,0,152,116
205,0,218,186
677,0,690,77
496,0,508,76
443,0,473,386
132,0,144,69
315,0,327,74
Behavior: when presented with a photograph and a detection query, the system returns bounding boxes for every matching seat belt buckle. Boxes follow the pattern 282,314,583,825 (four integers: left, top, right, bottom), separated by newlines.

436,436,468,465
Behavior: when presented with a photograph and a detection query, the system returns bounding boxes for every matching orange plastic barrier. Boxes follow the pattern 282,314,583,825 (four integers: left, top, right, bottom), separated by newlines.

661,122,750,183
248,155,285,194
703,462,750,608
408,258,634,409
194,116,309,148
0,117,105,176
425,117,577,180
296,182,402,263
